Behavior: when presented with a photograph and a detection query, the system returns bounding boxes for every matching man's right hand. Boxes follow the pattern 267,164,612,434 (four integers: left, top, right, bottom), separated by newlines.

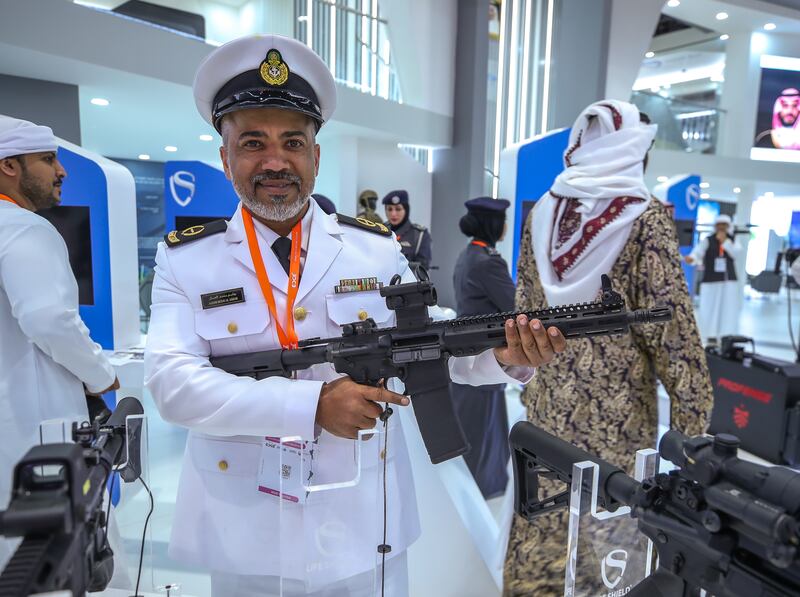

315,376,409,439
86,377,120,396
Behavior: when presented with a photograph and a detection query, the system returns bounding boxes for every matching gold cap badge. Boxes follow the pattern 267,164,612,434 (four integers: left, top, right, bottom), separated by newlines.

260,49,289,86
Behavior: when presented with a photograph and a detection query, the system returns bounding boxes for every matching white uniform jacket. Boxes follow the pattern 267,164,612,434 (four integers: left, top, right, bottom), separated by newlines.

0,202,115,566
144,201,531,584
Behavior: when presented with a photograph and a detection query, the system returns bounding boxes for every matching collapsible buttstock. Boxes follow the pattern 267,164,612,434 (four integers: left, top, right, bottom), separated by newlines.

402,360,470,464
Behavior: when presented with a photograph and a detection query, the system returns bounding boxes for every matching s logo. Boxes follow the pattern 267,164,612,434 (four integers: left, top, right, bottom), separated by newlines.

601,549,628,590
169,170,196,207
685,183,700,211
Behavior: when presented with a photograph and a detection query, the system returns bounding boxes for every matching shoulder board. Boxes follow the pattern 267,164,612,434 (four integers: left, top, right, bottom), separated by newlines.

335,213,392,237
164,219,228,248
411,223,428,232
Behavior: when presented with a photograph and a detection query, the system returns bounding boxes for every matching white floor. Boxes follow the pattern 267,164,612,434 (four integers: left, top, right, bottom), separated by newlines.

110,288,800,596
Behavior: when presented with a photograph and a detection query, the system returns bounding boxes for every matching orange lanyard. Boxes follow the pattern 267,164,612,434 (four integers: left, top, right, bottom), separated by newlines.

471,240,488,247
241,209,302,349
0,194,19,206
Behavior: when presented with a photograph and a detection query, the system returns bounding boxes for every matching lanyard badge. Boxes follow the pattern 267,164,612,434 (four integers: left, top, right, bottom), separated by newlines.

241,209,302,349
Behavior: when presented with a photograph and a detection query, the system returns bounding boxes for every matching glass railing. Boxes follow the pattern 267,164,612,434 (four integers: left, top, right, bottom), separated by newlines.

74,0,402,103
630,91,726,154
294,0,402,103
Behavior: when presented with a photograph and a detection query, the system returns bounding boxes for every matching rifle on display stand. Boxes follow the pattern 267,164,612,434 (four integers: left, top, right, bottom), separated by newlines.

510,421,800,596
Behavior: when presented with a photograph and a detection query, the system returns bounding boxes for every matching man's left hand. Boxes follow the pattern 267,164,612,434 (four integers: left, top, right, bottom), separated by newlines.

493,315,566,368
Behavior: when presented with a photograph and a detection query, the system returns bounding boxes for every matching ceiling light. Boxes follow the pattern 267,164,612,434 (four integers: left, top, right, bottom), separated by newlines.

645,51,655,58
199,134,213,141
90,97,109,106
720,34,730,41
764,191,774,198
764,23,776,31
700,193,710,199
667,0,680,6
700,182,710,189
138,154,150,160
716,12,728,21
164,146,178,152
733,187,741,193
657,175,669,183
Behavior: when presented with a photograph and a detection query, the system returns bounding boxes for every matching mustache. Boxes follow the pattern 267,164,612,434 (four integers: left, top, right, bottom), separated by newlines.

251,171,301,187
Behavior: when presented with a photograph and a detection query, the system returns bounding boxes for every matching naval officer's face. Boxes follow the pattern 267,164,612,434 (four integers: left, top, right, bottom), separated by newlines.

220,107,320,222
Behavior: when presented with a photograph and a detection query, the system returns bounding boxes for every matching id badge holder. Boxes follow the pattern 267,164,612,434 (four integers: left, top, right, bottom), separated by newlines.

714,257,727,273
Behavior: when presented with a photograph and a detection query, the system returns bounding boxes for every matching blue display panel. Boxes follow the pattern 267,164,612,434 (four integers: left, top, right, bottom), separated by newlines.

164,161,240,231
511,129,571,278
666,175,701,291
790,211,800,248
54,147,114,349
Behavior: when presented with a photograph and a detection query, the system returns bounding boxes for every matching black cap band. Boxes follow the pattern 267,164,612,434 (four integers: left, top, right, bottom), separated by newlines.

212,69,322,132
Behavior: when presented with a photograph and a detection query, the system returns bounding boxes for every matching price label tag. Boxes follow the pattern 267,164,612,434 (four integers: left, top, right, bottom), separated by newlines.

256,437,313,504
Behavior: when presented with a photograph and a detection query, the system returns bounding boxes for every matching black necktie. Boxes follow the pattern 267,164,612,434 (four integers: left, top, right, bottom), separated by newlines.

272,236,292,275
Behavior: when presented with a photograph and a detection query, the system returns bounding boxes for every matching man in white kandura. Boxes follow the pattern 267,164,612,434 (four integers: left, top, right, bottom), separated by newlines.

686,214,742,344
144,34,566,597
0,116,118,569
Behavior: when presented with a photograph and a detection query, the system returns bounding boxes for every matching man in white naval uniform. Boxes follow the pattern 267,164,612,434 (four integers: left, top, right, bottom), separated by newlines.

0,116,119,570
144,35,566,597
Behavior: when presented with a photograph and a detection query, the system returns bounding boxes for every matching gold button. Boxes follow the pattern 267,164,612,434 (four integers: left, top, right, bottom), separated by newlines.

218,460,229,471
380,449,386,460
227,322,238,334
294,306,307,321
358,309,368,321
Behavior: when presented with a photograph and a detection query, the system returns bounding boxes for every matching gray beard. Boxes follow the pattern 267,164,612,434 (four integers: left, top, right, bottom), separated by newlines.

235,183,310,222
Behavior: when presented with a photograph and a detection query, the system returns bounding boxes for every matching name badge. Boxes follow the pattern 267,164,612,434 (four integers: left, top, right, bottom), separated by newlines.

201,287,245,309
714,257,727,273
256,437,314,504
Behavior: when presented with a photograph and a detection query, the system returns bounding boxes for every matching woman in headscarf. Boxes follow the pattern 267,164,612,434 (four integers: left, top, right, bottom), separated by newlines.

503,100,713,595
450,197,515,498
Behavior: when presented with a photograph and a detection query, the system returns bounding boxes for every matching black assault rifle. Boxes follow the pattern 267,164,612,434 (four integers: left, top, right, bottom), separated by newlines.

0,397,144,597
510,421,800,596
211,270,672,464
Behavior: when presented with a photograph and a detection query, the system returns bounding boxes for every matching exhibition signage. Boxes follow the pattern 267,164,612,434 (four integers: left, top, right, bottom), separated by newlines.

163,161,240,232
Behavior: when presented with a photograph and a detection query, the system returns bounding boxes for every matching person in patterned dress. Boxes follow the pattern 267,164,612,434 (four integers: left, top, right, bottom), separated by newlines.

503,100,714,596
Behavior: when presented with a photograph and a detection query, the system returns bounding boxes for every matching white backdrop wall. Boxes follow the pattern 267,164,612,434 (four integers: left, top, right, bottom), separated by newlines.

604,0,664,101
314,133,359,215
381,0,458,117
312,134,433,228
356,138,433,228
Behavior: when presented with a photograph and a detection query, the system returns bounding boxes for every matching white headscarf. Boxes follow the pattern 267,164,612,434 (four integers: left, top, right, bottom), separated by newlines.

0,115,58,160
531,100,657,306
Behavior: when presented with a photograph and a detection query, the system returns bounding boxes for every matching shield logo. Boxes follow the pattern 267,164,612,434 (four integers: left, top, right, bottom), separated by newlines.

169,170,196,207
685,183,700,211
601,549,628,590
